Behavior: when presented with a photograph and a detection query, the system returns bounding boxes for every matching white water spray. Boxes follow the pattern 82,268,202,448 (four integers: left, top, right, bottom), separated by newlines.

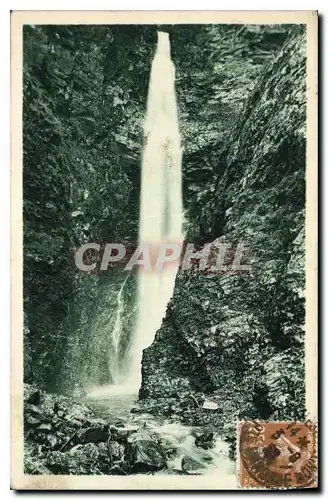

87,31,183,398
108,273,130,383
127,31,183,389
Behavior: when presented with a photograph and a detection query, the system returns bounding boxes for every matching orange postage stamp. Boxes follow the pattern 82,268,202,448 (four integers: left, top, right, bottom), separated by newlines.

237,420,317,489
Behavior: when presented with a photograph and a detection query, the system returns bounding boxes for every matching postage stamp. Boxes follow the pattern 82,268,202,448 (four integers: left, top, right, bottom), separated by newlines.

237,420,317,489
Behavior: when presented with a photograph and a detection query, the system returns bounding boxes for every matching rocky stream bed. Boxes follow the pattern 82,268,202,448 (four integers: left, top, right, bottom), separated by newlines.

24,384,235,478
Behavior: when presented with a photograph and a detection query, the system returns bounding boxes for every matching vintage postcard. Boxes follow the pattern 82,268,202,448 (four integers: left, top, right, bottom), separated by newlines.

11,10,318,490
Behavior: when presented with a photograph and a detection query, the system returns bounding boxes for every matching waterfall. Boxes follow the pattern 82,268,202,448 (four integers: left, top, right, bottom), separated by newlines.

108,273,130,383
126,31,183,390
87,31,183,398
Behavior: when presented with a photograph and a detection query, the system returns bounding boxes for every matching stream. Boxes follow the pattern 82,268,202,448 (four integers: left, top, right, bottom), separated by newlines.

85,384,236,482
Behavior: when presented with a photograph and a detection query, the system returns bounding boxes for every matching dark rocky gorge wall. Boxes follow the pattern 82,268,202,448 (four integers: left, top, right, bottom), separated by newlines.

23,22,305,434
23,25,153,390
140,27,306,445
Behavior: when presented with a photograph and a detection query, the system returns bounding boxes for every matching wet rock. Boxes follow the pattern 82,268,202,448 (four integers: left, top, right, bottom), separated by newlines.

53,401,60,413
181,456,206,474
25,415,43,428
46,434,58,449
70,419,84,428
77,425,110,444
25,386,42,405
97,442,108,455
108,440,125,463
69,442,99,459
24,442,51,474
56,431,67,440
195,431,214,450
128,441,167,473
50,397,93,422
161,445,178,460
47,443,100,474
45,451,70,474
85,417,108,427
25,404,44,418
130,406,142,414
109,426,127,443
36,423,53,433
110,425,138,444
127,427,156,444
94,442,112,472
126,429,167,472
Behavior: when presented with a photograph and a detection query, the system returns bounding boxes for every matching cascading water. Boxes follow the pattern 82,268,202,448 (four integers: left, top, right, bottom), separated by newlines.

87,30,183,396
108,273,130,383
127,31,183,389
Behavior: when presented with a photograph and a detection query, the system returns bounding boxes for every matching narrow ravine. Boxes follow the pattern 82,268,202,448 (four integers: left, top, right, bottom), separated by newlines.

72,31,235,478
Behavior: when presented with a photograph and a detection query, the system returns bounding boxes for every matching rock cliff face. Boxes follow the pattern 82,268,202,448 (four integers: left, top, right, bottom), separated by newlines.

140,29,306,436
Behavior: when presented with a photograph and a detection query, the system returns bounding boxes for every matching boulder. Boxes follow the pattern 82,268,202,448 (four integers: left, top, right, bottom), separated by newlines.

25,386,42,405
126,429,167,472
36,423,53,433
181,456,206,474
85,417,108,427
195,431,214,450
130,406,142,414
70,442,99,461
97,442,108,456
110,425,138,444
77,425,110,444
25,415,43,428
46,435,58,449
24,441,51,474
25,404,44,417
107,440,125,463
49,397,93,422
70,419,84,428
45,451,71,474
94,442,112,472
46,443,100,474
